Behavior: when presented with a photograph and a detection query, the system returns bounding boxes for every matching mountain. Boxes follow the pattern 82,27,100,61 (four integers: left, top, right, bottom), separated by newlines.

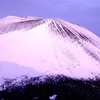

0,16,100,81
0,16,100,100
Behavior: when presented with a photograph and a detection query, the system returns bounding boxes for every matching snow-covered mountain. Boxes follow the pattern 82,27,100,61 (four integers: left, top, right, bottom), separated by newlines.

0,16,100,82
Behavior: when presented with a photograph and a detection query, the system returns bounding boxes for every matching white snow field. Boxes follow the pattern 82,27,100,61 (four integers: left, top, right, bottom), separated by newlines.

0,16,100,82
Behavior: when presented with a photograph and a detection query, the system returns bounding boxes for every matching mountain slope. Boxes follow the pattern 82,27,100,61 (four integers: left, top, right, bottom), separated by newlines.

0,16,100,80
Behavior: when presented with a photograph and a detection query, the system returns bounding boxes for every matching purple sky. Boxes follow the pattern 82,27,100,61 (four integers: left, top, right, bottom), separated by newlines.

0,0,100,36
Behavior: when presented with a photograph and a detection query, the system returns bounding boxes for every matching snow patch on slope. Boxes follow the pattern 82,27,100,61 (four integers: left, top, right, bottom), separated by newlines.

0,61,43,86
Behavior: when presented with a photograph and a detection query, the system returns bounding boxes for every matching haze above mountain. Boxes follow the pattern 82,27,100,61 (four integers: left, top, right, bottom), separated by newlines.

0,16,100,82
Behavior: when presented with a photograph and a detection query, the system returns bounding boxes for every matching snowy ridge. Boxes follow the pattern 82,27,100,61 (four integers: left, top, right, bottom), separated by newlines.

0,16,100,80
0,16,45,34
47,19,93,41
0,16,43,24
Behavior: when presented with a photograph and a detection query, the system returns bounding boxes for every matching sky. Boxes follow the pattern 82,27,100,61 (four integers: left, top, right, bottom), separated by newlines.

0,0,100,37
